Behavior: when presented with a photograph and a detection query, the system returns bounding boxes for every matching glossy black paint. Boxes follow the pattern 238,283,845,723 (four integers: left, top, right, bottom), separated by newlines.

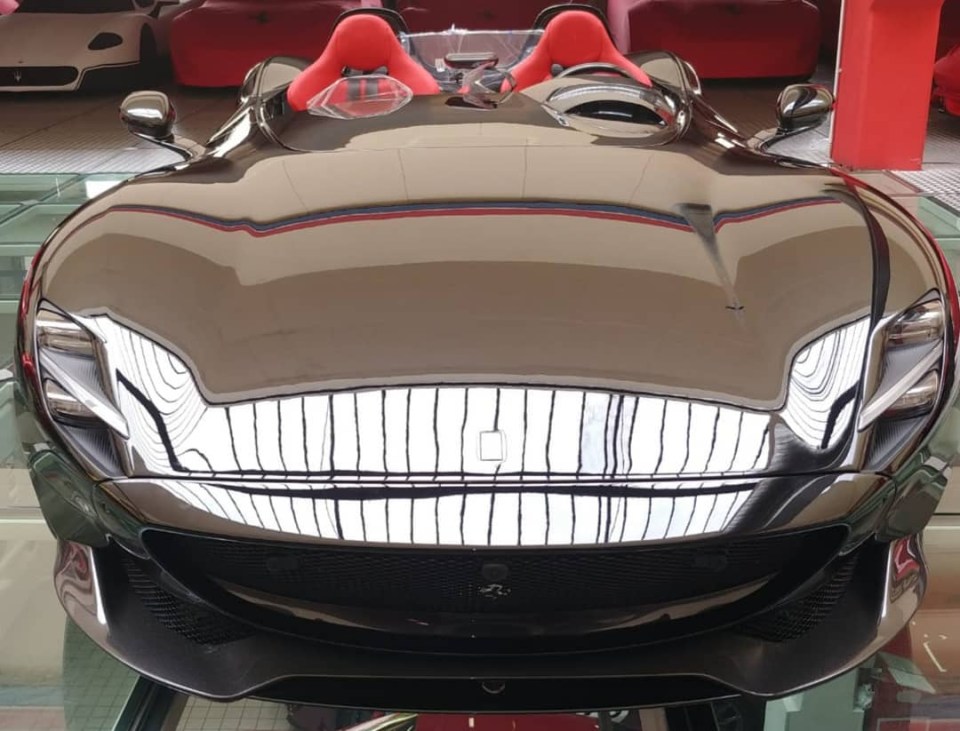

16,48,960,709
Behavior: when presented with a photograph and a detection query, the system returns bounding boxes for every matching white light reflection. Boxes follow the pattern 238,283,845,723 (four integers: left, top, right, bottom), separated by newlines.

86,313,871,545
97,312,773,480
93,315,871,479
781,318,870,449
153,478,752,546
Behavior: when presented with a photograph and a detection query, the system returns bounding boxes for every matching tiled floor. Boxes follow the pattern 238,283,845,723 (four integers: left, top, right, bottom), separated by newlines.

178,699,292,731
0,85,233,174
0,621,137,731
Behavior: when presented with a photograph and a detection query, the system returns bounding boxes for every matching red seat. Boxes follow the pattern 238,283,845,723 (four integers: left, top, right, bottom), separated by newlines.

287,13,440,112
935,44,960,116
614,0,821,79
509,9,652,91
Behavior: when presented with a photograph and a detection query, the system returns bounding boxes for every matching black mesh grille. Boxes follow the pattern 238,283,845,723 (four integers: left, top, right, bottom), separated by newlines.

120,552,251,646
144,528,844,617
866,416,925,470
737,552,858,642
0,67,78,86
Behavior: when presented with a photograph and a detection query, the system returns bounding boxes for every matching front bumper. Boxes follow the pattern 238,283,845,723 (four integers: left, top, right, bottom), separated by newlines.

0,65,80,91
56,535,924,710
0,61,139,92
34,461,944,708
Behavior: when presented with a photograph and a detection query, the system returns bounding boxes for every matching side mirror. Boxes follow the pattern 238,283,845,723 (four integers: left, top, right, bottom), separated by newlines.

238,64,260,106
776,83,834,135
120,90,200,160
749,83,834,152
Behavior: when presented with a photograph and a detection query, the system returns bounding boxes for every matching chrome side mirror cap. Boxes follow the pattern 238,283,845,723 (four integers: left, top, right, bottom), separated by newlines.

120,90,201,160
776,83,834,135
120,90,175,141
749,83,835,152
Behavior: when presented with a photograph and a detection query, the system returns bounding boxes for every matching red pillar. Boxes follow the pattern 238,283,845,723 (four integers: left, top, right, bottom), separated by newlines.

831,0,945,170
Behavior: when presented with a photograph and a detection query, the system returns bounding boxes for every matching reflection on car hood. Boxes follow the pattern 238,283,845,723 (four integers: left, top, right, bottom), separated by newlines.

44,166,876,406
88,314,867,482
36,96,939,483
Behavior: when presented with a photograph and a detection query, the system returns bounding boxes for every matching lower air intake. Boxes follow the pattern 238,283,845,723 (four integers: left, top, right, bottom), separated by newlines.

738,552,858,642
144,526,846,617
120,551,250,646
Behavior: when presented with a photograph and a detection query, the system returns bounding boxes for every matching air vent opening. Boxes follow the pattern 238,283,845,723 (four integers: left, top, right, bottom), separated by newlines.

567,99,666,126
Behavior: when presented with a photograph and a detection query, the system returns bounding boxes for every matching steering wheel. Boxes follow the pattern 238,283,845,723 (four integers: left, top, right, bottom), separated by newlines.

556,62,634,79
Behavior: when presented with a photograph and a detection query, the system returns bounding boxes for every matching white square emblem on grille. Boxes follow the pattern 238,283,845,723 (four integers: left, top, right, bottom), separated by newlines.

479,430,506,462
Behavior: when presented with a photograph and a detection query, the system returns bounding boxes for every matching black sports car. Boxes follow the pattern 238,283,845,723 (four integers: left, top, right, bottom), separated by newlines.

16,4,960,713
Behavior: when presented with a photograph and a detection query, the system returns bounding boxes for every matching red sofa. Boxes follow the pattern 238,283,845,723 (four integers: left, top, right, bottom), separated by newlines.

813,0,840,54
170,0,377,87
939,0,960,59
609,0,821,79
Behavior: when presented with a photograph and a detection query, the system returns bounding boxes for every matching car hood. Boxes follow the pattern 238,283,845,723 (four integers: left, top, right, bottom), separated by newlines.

30,100,944,481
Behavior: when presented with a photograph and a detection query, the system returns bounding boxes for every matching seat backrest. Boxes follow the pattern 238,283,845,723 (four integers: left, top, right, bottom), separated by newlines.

509,9,652,91
287,13,439,111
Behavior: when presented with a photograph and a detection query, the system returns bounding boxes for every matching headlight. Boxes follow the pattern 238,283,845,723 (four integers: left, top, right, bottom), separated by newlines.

36,310,95,357
886,301,945,348
35,304,128,437
859,297,946,429
88,33,123,51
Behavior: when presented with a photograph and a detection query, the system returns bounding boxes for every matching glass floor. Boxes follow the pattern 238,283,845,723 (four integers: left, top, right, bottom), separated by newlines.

2,172,960,731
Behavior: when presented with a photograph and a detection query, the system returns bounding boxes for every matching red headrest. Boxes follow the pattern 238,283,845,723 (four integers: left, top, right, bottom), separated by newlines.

331,14,400,70
287,14,439,111
544,9,611,66
509,9,652,91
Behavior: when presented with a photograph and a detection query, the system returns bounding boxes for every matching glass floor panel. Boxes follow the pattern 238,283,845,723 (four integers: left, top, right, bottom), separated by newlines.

35,176,128,206
0,205,79,247
0,174,134,317
0,176,82,206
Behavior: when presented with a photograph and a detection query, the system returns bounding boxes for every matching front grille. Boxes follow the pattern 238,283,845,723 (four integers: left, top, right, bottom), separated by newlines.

144,528,844,618
0,67,78,86
120,551,251,646
737,551,859,642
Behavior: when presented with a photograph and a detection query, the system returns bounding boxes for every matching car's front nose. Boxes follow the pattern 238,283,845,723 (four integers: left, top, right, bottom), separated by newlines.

17,267,958,700
91,471,866,641
16,161,960,704
53,530,926,709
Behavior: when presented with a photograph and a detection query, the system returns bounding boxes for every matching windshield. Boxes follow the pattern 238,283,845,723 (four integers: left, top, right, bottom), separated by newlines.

395,0,579,32
15,0,132,11
305,75,414,119
403,29,543,73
